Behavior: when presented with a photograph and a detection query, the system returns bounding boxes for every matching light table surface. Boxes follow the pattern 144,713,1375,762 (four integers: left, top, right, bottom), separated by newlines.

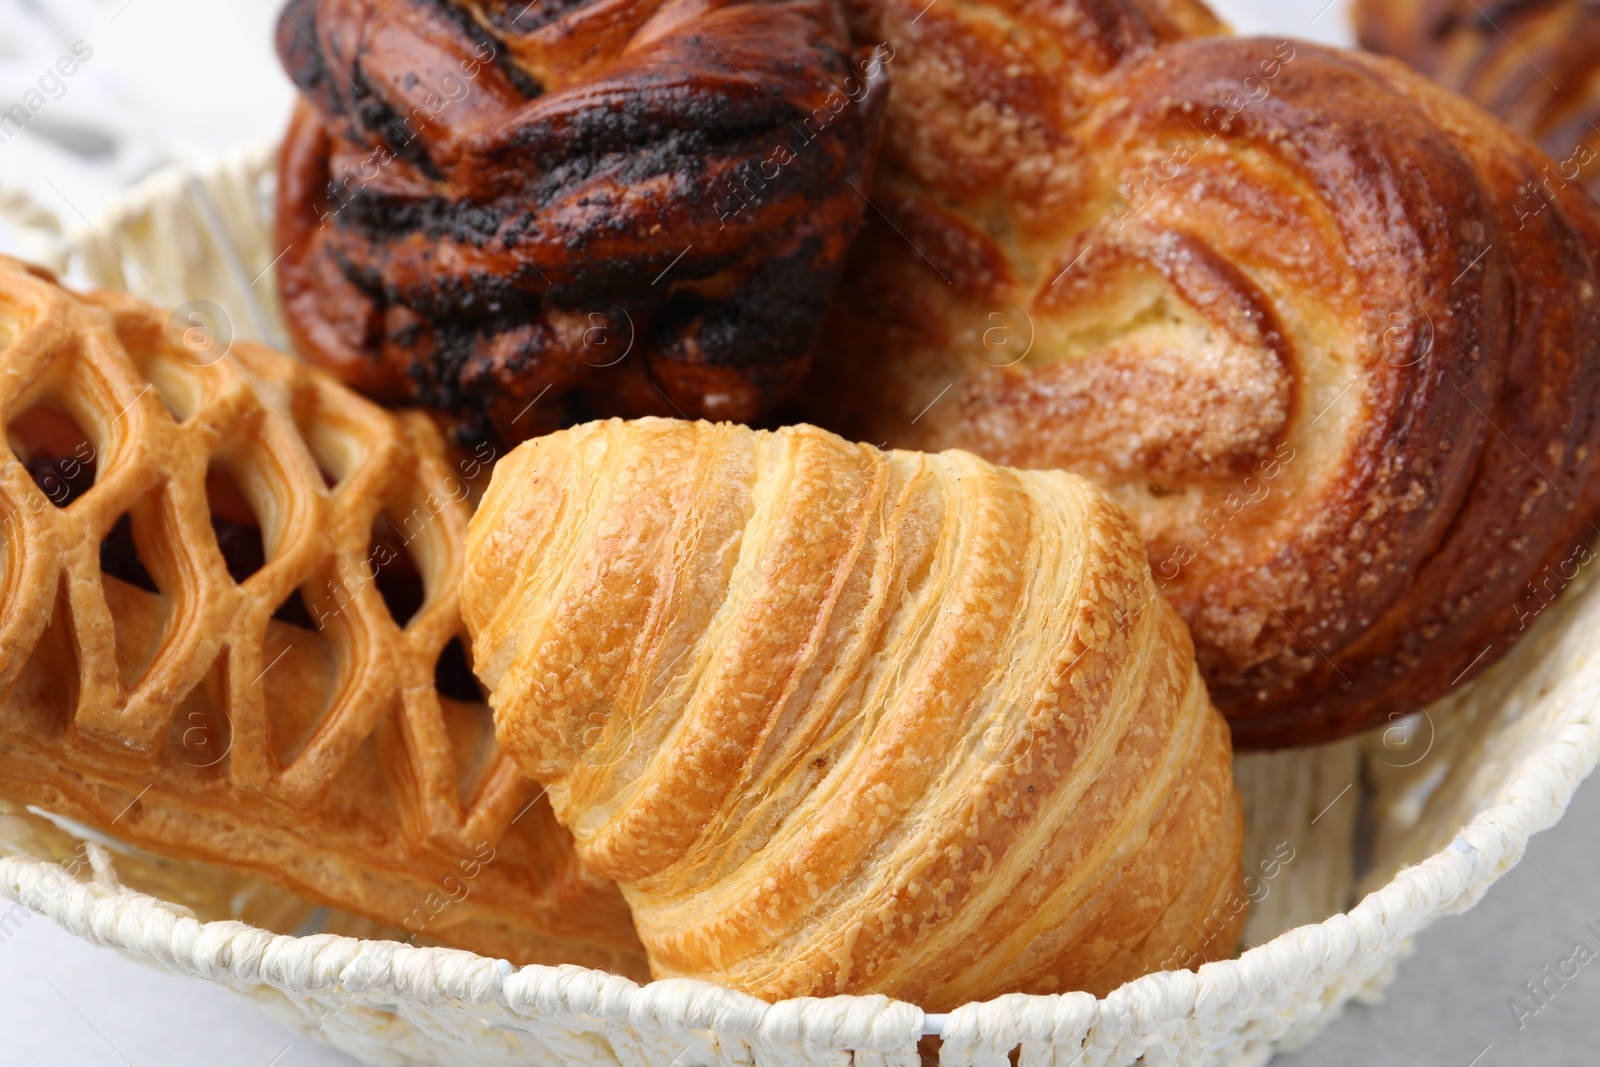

1,1,1596,1064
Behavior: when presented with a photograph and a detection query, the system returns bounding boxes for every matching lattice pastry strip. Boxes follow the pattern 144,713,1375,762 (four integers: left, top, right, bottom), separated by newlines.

0,257,646,975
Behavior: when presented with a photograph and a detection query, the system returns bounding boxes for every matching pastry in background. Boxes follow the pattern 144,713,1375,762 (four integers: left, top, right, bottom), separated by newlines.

0,257,646,977
273,0,887,449
1354,0,1600,199
463,417,1245,1010
793,0,1600,748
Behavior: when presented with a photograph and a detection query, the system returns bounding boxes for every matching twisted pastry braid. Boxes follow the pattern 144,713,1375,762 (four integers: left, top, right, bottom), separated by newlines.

463,418,1245,1009
1355,0,1600,199
0,257,645,975
795,2,1600,747
275,0,887,448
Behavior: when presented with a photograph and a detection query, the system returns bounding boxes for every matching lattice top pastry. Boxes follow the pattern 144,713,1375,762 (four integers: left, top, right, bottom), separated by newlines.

0,256,645,976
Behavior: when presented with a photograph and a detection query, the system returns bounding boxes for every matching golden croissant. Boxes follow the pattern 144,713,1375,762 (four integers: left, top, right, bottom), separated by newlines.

0,257,645,977
463,417,1245,1009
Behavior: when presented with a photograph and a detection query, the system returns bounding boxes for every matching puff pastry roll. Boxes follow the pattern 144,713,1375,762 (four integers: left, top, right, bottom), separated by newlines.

0,258,644,976
463,417,1244,1009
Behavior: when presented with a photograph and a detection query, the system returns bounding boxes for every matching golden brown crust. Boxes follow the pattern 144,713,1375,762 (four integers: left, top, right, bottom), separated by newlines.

1355,0,1600,200
793,8,1600,748
274,0,888,447
0,257,646,976
463,417,1244,1009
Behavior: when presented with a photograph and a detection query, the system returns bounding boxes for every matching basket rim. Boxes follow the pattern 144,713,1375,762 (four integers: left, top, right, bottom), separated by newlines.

3,701,1595,1047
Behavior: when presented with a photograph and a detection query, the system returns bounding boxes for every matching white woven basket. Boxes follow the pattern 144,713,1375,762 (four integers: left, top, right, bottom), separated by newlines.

2,145,1598,1067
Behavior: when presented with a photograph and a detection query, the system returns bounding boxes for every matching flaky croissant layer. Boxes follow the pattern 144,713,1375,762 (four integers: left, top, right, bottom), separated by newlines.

463,418,1244,1009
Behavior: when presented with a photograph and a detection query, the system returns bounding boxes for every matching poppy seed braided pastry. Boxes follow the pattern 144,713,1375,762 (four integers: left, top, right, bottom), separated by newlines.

462,417,1245,1009
794,0,1600,748
274,0,887,448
